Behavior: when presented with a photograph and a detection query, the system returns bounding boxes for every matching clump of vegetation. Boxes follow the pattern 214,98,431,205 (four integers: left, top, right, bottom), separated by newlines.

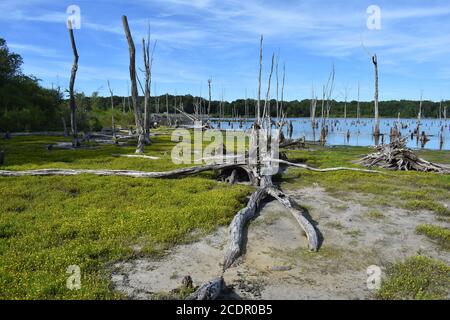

416,224,450,249
405,200,450,217
377,255,450,300
367,210,384,219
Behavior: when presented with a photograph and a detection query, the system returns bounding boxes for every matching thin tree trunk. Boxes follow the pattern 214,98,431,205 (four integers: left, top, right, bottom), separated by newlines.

122,15,145,153
357,81,360,122
372,54,380,137
207,79,212,119
256,35,263,124
68,21,80,147
107,80,116,142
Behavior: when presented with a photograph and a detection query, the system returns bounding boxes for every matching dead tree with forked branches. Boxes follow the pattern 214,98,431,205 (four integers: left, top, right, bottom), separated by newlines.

141,25,157,144
122,15,145,153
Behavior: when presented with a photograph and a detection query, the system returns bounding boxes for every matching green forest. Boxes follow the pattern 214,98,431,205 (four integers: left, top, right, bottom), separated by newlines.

0,37,447,132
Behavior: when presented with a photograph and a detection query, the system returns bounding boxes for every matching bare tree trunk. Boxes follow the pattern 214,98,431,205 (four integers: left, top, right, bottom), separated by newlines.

280,63,285,121
357,81,361,122
142,28,156,144
166,93,170,126
68,21,80,147
416,92,423,144
122,15,145,153
107,80,116,142
256,35,263,124
207,79,212,119
372,54,380,137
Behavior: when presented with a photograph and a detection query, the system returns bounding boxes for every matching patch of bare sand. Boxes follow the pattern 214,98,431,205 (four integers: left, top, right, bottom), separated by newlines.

111,186,449,300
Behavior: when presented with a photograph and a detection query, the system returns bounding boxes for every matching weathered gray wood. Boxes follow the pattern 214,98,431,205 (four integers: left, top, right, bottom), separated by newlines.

272,158,384,174
0,163,242,178
107,80,117,142
111,154,160,160
223,187,269,270
68,21,80,147
359,139,450,173
372,54,380,137
266,187,319,251
189,277,224,300
122,15,145,154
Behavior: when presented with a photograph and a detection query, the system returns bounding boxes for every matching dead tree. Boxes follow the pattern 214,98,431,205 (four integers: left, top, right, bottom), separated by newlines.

107,80,117,142
67,20,80,147
310,86,317,129
343,85,349,119
207,79,212,118
416,91,423,144
357,81,361,123
372,54,380,137
142,26,156,144
122,15,145,153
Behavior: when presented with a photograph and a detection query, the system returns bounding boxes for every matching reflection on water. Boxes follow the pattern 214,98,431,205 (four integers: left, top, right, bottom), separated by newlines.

212,118,449,151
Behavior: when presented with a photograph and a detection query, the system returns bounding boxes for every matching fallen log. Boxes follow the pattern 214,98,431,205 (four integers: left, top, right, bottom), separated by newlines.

0,163,241,179
272,158,384,174
112,154,160,160
222,187,270,270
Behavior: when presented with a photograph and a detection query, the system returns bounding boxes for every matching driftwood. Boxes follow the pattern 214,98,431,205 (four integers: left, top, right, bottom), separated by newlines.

111,154,160,160
0,163,242,178
358,139,449,173
266,187,319,251
222,187,270,270
189,277,224,300
272,158,384,174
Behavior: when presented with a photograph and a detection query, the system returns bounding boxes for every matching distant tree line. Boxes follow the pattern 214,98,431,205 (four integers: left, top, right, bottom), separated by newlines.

0,37,447,132
78,94,448,120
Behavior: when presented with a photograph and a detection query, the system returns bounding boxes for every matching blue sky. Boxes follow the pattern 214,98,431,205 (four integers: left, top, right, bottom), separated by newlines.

1,0,450,102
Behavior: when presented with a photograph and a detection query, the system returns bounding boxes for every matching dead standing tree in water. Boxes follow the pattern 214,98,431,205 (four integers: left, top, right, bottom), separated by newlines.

67,20,80,147
372,54,380,139
122,15,145,153
207,78,212,120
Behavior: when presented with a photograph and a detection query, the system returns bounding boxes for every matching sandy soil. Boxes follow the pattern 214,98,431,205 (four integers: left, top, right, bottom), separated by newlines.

111,186,449,300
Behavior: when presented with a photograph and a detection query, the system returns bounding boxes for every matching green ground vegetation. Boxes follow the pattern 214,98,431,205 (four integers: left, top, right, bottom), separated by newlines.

282,145,450,218
0,132,252,299
416,224,450,250
377,255,450,300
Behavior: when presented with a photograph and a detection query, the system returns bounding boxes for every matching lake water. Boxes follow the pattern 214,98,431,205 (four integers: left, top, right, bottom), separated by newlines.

211,118,450,151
